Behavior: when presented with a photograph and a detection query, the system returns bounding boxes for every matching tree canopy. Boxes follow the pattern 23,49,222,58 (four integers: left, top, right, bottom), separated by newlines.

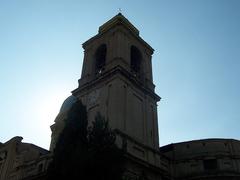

47,100,124,180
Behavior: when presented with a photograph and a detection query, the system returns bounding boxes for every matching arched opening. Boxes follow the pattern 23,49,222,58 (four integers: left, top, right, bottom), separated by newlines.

95,44,107,73
130,46,141,74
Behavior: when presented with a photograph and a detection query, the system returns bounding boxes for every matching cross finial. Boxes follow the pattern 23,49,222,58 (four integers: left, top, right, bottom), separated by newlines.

118,8,122,14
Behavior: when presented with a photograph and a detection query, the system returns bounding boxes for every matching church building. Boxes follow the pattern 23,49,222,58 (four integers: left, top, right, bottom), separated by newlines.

1,13,240,180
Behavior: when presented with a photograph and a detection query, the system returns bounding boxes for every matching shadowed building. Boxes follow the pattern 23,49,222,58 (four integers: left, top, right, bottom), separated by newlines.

50,13,167,179
160,139,240,180
1,13,240,180
51,13,160,153
0,137,51,180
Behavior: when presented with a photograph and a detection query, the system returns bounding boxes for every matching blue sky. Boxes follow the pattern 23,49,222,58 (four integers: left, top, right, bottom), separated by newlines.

0,0,240,149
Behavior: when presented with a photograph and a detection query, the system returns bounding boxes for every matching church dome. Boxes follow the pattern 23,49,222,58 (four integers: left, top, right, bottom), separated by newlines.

59,95,78,114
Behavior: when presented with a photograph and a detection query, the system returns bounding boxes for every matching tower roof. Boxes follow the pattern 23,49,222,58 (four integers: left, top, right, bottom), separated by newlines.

98,13,139,35
82,13,154,53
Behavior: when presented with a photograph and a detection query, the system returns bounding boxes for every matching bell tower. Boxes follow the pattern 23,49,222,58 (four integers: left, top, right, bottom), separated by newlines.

72,13,161,149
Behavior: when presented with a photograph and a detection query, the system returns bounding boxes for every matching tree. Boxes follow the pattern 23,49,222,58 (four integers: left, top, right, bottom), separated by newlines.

47,100,88,179
87,112,125,180
47,100,125,180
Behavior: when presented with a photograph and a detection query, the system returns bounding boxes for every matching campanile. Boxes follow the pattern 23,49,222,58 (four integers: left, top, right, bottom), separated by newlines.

72,13,160,149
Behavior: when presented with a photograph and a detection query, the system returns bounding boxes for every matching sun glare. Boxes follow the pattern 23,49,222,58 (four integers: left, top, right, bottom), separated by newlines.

25,86,72,149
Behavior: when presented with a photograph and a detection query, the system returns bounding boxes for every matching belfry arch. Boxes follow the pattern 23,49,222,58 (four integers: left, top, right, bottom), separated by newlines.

95,44,107,73
130,45,142,74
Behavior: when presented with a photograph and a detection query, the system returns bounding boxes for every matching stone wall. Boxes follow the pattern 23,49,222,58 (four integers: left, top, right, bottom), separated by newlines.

0,137,51,180
160,139,240,179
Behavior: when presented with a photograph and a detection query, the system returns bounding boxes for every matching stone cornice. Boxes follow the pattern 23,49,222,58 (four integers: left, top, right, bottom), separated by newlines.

72,66,161,102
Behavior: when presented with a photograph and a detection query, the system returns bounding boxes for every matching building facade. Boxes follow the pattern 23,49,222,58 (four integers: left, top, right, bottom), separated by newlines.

1,14,240,180
0,137,51,180
161,139,240,180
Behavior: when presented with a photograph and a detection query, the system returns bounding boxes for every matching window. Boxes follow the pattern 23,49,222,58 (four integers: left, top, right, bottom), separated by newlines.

95,44,107,73
130,46,141,74
0,151,7,160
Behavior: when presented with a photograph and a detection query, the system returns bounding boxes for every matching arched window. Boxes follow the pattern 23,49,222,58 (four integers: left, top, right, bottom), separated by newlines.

95,44,107,73
130,46,141,73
